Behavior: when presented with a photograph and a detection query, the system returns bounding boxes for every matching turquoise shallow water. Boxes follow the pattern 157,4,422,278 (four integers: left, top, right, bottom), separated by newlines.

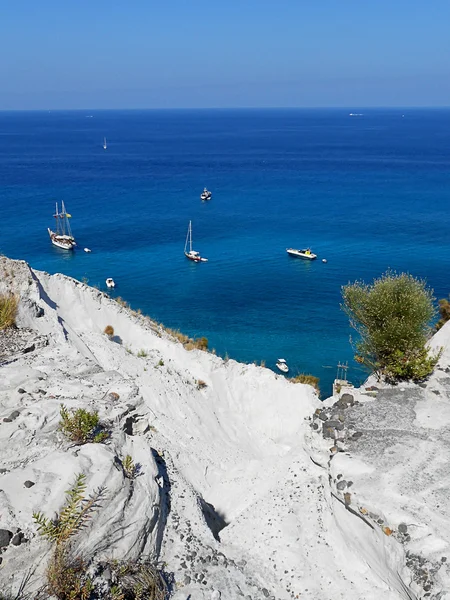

1,108,450,395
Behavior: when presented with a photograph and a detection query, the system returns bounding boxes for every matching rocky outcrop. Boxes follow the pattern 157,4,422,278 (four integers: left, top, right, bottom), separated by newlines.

1,255,449,599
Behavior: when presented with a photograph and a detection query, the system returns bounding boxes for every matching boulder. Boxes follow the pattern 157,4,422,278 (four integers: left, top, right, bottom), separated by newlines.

0,529,13,548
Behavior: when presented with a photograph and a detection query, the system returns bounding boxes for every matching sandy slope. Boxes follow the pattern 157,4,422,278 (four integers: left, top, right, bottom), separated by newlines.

0,256,449,600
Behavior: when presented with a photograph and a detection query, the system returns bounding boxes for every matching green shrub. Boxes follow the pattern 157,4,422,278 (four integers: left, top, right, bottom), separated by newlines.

158,358,164,367
290,373,320,393
33,473,104,600
436,297,450,330
46,546,93,600
33,473,104,545
342,270,438,381
102,560,167,600
137,349,148,358
59,405,106,444
0,294,18,330
383,347,441,382
122,455,137,479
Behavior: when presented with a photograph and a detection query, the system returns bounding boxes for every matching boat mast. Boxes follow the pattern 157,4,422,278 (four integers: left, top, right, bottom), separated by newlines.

54,202,60,235
185,221,192,254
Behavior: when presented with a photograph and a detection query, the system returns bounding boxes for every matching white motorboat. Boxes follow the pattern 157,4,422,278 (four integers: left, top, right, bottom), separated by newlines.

286,248,317,260
184,221,208,262
200,187,212,201
84,248,92,253
48,202,76,250
106,278,116,288
103,137,107,150
276,358,289,373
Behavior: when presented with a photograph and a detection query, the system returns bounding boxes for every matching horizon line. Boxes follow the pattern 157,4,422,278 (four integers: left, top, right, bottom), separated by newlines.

1,105,450,113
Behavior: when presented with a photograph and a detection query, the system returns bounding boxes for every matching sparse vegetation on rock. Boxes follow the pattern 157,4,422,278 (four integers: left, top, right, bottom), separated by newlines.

33,474,105,600
342,270,439,381
290,373,320,393
0,293,19,330
122,455,138,479
436,296,450,331
33,474,166,600
59,405,108,444
104,325,115,337
34,473,104,544
102,560,167,600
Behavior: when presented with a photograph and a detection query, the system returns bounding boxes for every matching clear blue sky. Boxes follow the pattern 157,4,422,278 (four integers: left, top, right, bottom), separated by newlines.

1,0,449,109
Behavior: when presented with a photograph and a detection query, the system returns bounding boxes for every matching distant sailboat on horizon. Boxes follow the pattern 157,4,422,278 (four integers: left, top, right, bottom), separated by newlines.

103,137,107,150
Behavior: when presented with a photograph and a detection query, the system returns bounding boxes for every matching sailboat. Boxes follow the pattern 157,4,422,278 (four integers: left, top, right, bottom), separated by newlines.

184,221,208,262
103,137,107,150
48,202,76,250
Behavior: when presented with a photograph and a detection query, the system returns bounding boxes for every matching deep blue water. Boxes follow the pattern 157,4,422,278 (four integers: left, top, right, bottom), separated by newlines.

1,108,450,396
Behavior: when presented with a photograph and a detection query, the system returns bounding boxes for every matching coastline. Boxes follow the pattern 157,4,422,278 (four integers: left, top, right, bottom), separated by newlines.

1,256,450,598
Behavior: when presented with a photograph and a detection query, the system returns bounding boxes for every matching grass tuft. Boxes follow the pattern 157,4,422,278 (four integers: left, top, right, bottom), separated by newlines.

290,373,320,393
0,294,19,330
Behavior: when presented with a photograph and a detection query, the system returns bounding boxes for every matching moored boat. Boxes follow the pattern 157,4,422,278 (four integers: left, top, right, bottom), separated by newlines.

276,358,289,373
48,202,76,250
286,247,317,260
184,221,208,262
200,187,212,201
106,278,116,288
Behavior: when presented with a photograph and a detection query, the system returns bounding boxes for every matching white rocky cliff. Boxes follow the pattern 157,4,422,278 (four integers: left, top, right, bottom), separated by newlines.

0,256,449,599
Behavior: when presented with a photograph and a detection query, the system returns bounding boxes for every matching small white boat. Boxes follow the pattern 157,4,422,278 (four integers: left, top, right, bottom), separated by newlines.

200,187,212,201
106,278,116,288
103,137,107,150
286,248,317,260
84,248,92,253
322,258,327,263
184,221,208,262
48,202,76,250
276,358,289,373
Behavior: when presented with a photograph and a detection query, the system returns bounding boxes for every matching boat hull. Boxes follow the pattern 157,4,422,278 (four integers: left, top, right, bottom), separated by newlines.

185,252,202,263
286,248,317,260
48,228,76,250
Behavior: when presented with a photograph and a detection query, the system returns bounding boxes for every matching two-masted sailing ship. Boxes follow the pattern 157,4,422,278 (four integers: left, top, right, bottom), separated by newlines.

48,202,76,250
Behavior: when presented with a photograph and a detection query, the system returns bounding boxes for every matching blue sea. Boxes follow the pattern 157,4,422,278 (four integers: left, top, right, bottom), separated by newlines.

1,108,449,396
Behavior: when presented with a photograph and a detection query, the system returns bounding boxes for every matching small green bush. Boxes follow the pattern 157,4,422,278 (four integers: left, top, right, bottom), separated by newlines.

158,358,164,367
46,546,93,600
383,347,441,382
436,297,450,330
290,373,320,393
342,270,438,381
102,560,167,600
33,473,104,600
0,294,18,330
122,455,138,479
33,473,104,544
137,349,148,358
59,405,106,444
